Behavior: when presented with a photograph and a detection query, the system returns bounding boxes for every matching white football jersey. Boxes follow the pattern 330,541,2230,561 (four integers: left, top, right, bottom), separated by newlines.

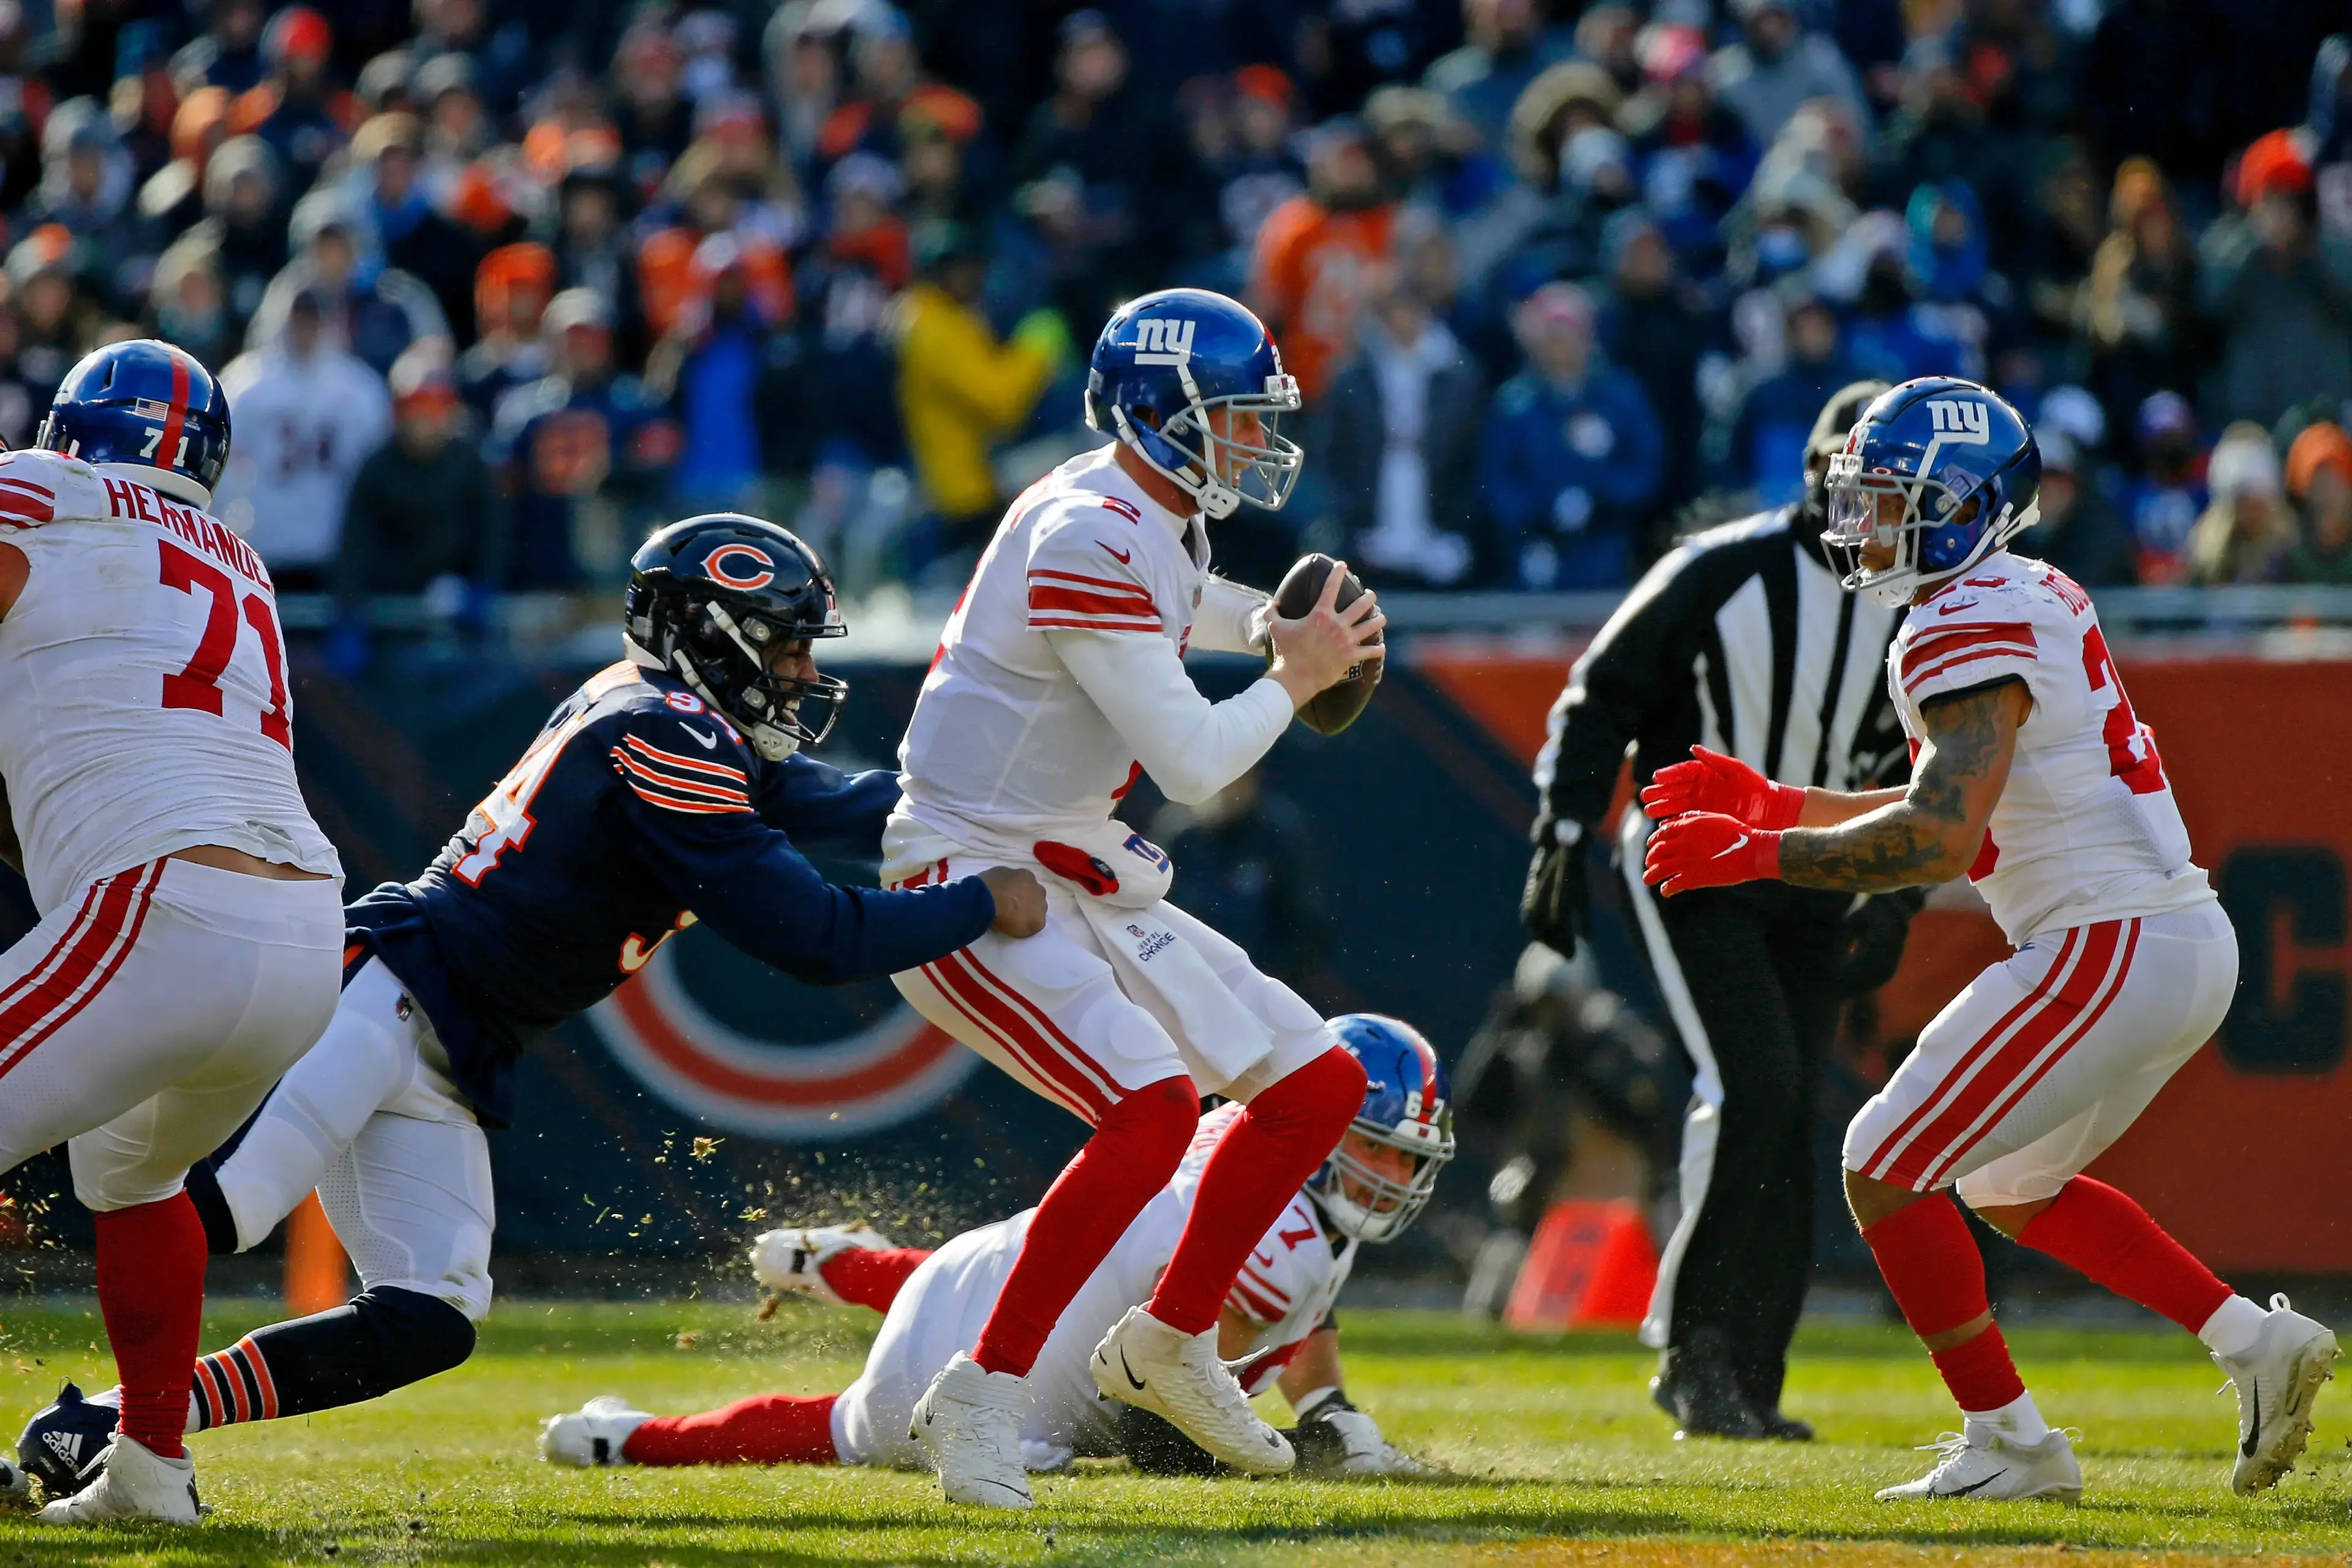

895,445,1215,859
213,348,392,570
0,450,341,912
1887,551,2214,944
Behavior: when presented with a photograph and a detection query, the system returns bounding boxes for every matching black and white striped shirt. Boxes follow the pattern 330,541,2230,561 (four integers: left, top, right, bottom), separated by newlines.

1532,506,1909,840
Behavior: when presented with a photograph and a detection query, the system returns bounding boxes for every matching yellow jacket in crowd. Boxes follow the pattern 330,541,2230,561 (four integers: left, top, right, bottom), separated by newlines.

893,282,1066,520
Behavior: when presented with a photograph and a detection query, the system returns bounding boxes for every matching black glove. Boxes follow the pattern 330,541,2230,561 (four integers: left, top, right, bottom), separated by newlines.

1829,886,1927,995
1520,820,1589,957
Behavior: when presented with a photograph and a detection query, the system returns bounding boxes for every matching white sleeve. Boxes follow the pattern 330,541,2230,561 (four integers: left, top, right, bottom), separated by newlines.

1192,576,1273,656
1046,628,1293,804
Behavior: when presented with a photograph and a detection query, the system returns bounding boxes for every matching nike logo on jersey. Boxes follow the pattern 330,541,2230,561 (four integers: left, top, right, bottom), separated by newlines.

1251,1248,1274,1267
1936,598,1980,616
1098,541,1133,565
680,726,719,748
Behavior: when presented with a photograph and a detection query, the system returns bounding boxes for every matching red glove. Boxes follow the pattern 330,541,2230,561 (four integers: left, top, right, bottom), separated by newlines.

1643,812,1783,896
1640,745,1806,829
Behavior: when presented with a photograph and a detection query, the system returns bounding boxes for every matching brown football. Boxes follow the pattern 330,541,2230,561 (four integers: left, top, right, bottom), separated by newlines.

1268,552,1382,737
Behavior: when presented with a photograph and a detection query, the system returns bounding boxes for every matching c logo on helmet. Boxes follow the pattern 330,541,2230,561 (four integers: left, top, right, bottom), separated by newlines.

706,544,776,591
590,941,976,1140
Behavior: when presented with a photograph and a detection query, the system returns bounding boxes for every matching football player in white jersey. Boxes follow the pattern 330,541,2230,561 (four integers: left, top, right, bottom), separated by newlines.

0,342,345,1524
537,1016,1447,1481
1638,377,2335,1504
881,288,1384,1506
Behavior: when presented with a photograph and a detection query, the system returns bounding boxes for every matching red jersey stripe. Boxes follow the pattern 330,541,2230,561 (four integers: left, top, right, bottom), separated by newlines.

1899,622,2036,678
619,732,748,780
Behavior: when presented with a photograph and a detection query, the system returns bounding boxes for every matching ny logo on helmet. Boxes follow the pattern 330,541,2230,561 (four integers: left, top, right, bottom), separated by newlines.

1134,317,1196,366
1926,399,1991,443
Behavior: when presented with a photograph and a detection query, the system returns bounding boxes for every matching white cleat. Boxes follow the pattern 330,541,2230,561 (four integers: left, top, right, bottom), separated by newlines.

909,1352,1031,1509
2217,1294,2339,1495
537,1396,653,1467
748,1223,897,1304
1875,1428,2081,1502
35,1434,200,1525
1090,1305,1294,1476
0,1453,29,1507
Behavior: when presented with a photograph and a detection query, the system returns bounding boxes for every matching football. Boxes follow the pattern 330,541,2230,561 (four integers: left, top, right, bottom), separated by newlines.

1269,552,1383,737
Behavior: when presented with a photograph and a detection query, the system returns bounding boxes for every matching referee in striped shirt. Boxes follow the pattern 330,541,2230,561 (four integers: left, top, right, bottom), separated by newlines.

1520,380,1922,1439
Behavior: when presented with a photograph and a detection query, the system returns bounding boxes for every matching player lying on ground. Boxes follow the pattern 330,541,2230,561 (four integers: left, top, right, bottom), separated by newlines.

0,343,350,1526
1640,375,2337,1504
16,516,1047,1506
539,1014,1444,1480
881,287,1387,1507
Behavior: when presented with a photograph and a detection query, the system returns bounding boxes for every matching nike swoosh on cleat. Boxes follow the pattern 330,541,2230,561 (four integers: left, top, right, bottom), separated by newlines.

1119,1348,1147,1392
2242,1384,2261,1457
1943,1469,2009,1496
680,727,719,749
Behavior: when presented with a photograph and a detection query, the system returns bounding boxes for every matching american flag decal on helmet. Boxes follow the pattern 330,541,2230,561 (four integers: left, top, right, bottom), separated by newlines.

131,398,172,420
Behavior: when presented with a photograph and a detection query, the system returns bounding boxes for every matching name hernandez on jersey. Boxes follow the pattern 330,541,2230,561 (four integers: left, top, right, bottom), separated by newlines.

0,448,337,913
1887,553,2215,944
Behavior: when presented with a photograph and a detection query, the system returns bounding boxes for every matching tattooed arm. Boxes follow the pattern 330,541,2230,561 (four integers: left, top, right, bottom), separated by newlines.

1776,678,2030,892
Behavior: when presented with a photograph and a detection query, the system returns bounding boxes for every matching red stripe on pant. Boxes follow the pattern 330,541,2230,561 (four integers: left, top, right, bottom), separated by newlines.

1859,926,2087,1185
925,950,1117,1121
958,948,1125,1102
1917,919,2142,1188
921,957,1094,1121
1877,922,2124,1189
0,861,165,1082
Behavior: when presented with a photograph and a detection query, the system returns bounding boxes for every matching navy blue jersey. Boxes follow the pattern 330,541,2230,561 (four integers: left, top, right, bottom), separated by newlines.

349,658,995,1126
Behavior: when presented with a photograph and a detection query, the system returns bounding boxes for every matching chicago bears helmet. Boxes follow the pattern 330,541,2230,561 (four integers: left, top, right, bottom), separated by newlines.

1822,375,2041,608
37,340,232,505
1306,1014,1454,1243
1084,287,1302,520
625,514,848,760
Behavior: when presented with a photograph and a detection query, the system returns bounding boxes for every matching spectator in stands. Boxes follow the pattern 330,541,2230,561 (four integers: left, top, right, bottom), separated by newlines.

1011,10,1196,282
0,308,48,448
1597,210,1713,516
136,86,232,246
891,223,1066,567
188,134,287,333
612,24,693,193
353,111,481,340
652,234,793,516
2199,128,2352,428
2079,157,2201,436
23,100,138,304
1620,21,1756,263
8,227,97,396
2187,423,2296,584
1479,281,1662,590
1313,274,1484,589
172,0,268,96
146,231,238,369
788,151,907,473
459,242,554,420
335,345,505,666
249,189,450,374
1900,179,2007,382
215,287,394,592
1710,0,1869,150
1250,118,1395,405
1717,290,1853,508
490,287,674,589
546,164,641,348
2286,419,2352,584
1458,60,1619,301
1200,66,1304,287
1423,0,1569,154
2123,390,2207,584
241,6,349,194
2030,428,2135,589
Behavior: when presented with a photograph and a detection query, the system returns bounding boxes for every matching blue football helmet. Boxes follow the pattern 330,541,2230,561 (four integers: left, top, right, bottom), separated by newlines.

1822,375,2040,608
37,340,232,503
1084,287,1302,520
1306,1014,1454,1243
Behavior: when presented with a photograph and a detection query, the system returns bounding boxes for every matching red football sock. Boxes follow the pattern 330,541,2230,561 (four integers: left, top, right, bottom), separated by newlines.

1147,1046,1366,1336
2017,1176,2233,1333
623,1394,839,1466
818,1248,931,1314
1862,1191,2025,1411
1931,1324,2029,1414
971,1076,1198,1376
95,1193,209,1459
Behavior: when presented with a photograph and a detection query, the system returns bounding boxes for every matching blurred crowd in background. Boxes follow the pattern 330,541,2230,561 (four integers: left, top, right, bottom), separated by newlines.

5,0,2352,659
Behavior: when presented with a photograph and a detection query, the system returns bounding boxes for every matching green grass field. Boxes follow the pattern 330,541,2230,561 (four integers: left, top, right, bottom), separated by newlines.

0,1300,2343,1566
